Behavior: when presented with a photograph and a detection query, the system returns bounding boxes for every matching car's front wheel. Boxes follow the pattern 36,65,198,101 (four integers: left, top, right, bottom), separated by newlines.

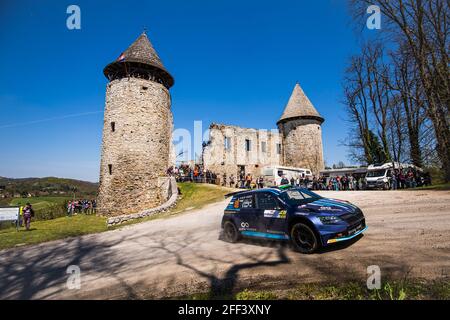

290,223,319,254
223,221,241,243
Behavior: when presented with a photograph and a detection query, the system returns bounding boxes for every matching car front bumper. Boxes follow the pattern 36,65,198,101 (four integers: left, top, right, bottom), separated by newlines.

325,226,368,244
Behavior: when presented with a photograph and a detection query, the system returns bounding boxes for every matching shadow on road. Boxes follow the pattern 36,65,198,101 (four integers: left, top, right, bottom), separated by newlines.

145,235,291,299
218,232,365,254
0,234,130,299
0,223,439,300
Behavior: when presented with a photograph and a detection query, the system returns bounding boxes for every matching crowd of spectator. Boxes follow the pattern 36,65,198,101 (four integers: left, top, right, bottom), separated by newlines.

389,169,431,189
67,199,97,216
168,164,431,191
168,164,219,184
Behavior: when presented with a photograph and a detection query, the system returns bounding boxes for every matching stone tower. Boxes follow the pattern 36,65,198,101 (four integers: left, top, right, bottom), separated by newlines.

277,83,324,175
97,32,174,216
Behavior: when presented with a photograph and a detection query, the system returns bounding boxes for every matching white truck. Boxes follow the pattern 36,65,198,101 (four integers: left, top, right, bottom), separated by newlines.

262,165,313,186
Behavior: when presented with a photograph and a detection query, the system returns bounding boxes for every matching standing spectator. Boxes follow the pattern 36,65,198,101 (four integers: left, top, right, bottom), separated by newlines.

280,175,289,185
17,202,24,227
398,171,405,189
408,170,415,188
299,177,304,188
245,174,252,188
348,175,353,190
67,201,72,216
336,176,341,190
222,173,227,187
391,171,398,190
22,203,34,231
304,176,310,189
229,174,235,188
332,177,339,191
341,176,347,190
257,176,264,189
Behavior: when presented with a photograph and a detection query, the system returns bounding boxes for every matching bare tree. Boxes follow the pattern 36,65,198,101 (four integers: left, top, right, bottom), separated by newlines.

389,45,427,167
349,0,450,180
342,43,393,165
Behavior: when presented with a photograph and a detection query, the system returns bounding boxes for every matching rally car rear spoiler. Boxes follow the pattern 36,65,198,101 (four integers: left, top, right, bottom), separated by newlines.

224,190,247,198
224,186,284,198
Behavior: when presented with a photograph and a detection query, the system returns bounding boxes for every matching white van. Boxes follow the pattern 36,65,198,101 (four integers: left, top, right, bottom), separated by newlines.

262,166,313,186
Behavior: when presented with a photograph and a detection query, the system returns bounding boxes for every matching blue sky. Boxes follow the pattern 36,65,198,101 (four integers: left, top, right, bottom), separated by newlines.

0,0,366,182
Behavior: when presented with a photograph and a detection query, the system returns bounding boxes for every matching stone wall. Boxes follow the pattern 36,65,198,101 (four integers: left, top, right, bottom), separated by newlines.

278,118,324,175
106,177,178,226
97,77,172,216
203,124,281,179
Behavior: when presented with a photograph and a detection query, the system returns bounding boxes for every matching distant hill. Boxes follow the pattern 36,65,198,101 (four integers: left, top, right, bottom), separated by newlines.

0,176,98,198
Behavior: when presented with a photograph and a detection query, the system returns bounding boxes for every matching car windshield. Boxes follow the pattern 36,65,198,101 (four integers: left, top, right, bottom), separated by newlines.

280,188,322,206
366,169,386,177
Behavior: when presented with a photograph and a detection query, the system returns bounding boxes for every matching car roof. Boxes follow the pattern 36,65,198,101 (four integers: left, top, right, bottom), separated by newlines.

225,187,291,198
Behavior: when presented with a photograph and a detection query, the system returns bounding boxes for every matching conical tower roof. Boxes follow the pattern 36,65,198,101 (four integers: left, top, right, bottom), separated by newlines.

277,83,324,124
120,32,166,70
103,32,174,88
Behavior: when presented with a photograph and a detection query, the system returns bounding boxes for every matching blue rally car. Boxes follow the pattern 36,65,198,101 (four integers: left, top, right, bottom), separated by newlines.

221,186,367,253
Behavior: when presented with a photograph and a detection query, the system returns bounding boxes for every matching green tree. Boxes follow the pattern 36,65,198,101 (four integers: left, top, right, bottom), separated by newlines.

367,129,389,164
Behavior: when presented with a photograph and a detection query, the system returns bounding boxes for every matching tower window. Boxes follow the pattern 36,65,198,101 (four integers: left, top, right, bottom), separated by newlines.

224,137,231,151
142,86,148,90
108,164,113,175
261,141,267,153
245,139,251,152
276,143,281,155
111,122,115,132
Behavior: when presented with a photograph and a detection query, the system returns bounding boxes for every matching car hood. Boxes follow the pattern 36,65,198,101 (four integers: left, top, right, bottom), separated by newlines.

295,198,359,215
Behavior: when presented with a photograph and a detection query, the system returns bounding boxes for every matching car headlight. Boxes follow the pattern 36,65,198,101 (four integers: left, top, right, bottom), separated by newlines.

318,215,342,224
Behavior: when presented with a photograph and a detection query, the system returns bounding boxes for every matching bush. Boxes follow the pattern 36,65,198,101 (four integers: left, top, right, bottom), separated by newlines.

34,202,68,220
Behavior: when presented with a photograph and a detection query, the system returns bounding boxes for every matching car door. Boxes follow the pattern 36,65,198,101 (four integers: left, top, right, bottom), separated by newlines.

235,194,259,232
255,192,287,235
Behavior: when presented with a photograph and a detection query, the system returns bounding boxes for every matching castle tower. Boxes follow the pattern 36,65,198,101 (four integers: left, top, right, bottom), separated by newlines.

97,32,174,216
277,83,324,175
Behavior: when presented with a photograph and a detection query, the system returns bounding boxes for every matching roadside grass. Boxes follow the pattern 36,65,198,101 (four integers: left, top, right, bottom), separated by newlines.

8,196,71,209
0,215,107,250
180,279,450,300
108,182,235,229
412,183,450,191
6,196,72,221
172,182,234,213
0,183,233,250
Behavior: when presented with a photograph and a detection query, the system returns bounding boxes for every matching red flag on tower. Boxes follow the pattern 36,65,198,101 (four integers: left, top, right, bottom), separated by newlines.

116,53,125,62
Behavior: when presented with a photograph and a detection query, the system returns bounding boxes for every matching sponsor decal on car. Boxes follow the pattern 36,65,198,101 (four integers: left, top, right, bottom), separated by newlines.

263,210,287,219
240,222,249,228
239,221,256,231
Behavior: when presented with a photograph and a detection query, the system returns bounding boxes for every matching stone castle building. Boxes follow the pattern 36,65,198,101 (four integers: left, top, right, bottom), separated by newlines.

203,83,325,178
96,32,324,216
97,32,175,216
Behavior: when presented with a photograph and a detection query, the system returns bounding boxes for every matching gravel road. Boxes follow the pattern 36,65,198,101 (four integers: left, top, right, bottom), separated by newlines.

0,190,449,299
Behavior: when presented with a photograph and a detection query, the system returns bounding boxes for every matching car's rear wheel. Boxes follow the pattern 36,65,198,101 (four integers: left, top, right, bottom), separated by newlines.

290,223,319,254
223,221,240,243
